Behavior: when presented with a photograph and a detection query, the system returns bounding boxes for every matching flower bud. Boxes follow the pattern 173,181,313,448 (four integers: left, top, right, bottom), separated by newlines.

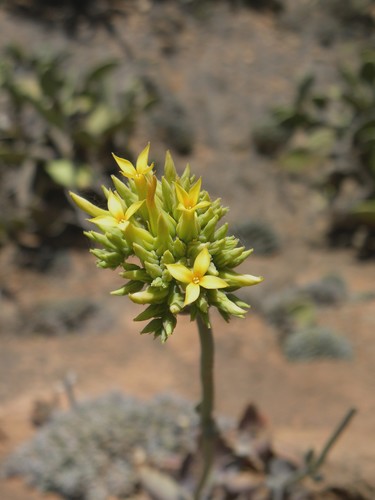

129,286,169,305
111,176,137,206
219,271,264,288
134,304,166,321
209,290,248,318
111,281,144,296
164,150,177,182
177,210,199,242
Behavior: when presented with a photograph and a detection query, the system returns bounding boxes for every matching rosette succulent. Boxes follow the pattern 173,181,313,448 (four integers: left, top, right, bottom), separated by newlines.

70,144,263,341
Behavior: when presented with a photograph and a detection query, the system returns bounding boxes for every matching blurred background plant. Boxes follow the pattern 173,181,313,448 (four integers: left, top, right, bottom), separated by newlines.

252,48,375,258
0,44,156,261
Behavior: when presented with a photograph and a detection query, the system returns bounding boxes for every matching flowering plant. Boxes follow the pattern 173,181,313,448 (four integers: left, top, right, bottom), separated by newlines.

70,144,263,342
71,144,263,497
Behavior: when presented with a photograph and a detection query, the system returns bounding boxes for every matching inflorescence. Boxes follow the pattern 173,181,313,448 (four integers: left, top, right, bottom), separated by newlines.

70,144,263,341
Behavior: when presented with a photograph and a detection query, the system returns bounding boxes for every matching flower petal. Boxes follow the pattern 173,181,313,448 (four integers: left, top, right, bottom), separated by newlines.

89,215,117,230
166,263,193,284
124,200,145,220
200,276,228,289
193,247,210,276
69,192,108,217
189,178,202,206
107,191,125,220
185,282,200,305
112,153,136,178
136,143,152,174
175,182,189,207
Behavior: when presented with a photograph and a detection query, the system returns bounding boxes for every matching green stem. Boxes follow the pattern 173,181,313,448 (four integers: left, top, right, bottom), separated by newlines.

194,313,217,500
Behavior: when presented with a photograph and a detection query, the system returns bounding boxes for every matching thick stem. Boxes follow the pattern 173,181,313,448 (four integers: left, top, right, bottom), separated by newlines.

194,313,217,500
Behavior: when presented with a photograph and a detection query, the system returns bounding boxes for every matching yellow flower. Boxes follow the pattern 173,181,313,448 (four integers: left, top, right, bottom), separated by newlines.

166,247,228,306
89,191,144,231
175,178,210,241
112,143,153,199
175,178,210,213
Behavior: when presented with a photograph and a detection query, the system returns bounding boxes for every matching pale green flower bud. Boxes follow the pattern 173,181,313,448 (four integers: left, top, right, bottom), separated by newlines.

121,269,152,282
209,290,248,318
168,286,185,314
164,150,177,182
132,243,159,265
84,231,115,249
111,176,137,206
144,261,163,279
213,223,228,240
172,238,186,259
129,286,169,305
219,271,264,288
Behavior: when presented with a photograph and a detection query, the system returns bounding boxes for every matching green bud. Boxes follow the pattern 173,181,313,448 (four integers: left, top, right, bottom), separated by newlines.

219,271,264,288
133,243,159,265
164,150,177,182
214,223,228,240
209,290,248,318
176,210,199,242
84,231,116,250
111,175,137,206
121,269,152,282
111,280,144,296
168,287,185,314
90,249,124,268
172,238,186,259
161,177,175,215
227,293,251,310
161,250,175,265
230,249,254,268
179,163,192,190
155,213,173,254
214,246,246,268
162,314,177,340
134,304,166,321
207,262,219,276
129,286,169,305
123,224,154,250
106,231,131,253
122,262,141,271
144,261,163,279
201,215,218,241
196,293,209,314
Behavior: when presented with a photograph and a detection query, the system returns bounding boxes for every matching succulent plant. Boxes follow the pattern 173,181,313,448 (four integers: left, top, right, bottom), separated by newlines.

70,144,263,341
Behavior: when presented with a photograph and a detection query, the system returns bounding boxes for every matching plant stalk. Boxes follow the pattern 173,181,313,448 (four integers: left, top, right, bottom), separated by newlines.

194,313,217,500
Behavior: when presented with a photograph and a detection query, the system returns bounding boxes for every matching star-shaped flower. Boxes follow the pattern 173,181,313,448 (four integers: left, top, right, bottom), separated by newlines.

175,178,210,213
112,143,153,181
89,191,144,231
166,247,228,306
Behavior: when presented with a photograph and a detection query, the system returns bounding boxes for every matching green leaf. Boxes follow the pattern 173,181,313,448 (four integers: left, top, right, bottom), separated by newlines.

83,60,118,89
45,160,93,189
85,104,117,136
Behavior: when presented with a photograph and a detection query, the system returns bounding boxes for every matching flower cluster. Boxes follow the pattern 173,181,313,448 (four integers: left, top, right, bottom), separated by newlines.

70,144,263,341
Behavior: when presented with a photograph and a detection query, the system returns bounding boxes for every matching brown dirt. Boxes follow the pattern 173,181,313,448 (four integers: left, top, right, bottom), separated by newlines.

0,2,375,499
